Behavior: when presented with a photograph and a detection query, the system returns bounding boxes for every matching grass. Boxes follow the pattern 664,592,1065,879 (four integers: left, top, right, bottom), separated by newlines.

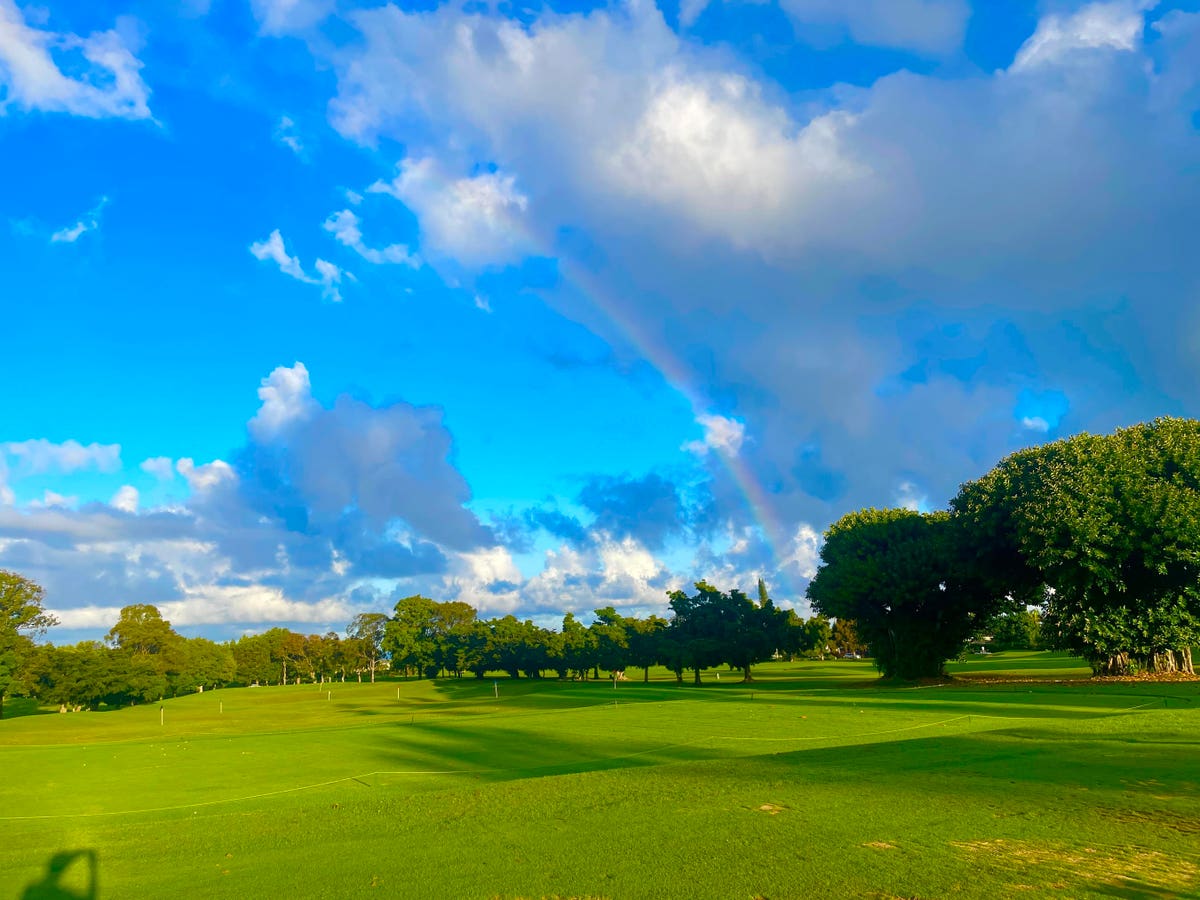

2,654,1198,898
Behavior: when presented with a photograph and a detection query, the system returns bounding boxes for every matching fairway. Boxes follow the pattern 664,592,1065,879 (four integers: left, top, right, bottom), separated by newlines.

3,656,1199,899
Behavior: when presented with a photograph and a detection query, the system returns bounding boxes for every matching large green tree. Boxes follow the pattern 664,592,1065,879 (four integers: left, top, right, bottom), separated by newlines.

806,509,1004,680
952,417,1200,675
0,570,58,718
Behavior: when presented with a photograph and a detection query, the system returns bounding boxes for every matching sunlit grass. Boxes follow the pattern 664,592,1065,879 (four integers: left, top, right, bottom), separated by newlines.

2,654,1197,898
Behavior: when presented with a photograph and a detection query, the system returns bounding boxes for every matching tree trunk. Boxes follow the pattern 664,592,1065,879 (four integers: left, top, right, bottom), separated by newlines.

643,667,649,683
1181,647,1195,675
0,693,4,720
693,667,701,685
1095,652,1131,676
741,663,754,684
370,660,376,683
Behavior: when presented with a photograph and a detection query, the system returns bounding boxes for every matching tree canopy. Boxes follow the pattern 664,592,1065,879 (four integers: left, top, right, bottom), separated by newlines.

952,417,1200,675
1,570,58,718
806,509,1005,679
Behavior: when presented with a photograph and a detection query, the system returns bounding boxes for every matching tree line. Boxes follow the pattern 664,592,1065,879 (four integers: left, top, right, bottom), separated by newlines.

1,572,863,716
808,417,1200,679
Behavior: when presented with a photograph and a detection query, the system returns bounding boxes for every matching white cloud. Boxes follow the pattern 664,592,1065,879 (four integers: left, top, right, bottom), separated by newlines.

1013,1,1154,70
50,195,108,244
249,362,319,439
683,413,746,456
274,115,304,155
251,0,335,36
0,1,151,119
2,438,121,474
781,524,821,582
895,480,927,512
111,485,139,513
678,0,711,28
323,208,418,266
313,258,346,302
250,229,310,281
370,158,531,268
778,0,970,55
1021,416,1051,433
176,458,236,492
29,490,76,509
140,456,176,480
606,74,865,251
250,229,351,300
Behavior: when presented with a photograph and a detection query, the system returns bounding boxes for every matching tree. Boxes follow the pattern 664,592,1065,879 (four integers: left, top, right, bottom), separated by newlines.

560,613,595,680
347,613,389,682
0,570,58,718
801,615,833,659
590,607,629,677
953,418,1200,675
666,581,786,683
987,609,1042,652
626,614,668,681
383,595,439,678
806,509,1006,680
829,618,865,657
106,605,180,657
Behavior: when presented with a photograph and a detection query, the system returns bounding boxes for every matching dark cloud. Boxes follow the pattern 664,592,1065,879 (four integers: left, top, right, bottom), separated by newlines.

577,472,688,549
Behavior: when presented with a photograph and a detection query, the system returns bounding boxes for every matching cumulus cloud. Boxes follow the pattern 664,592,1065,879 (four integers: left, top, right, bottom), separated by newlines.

0,1,151,119
0,363,503,636
577,472,691,550
176,457,236,492
110,485,138,513
370,158,531,268
323,208,418,266
248,362,319,440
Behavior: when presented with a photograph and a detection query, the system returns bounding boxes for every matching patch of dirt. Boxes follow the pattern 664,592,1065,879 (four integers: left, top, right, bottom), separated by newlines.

863,841,896,851
952,838,1200,893
755,803,787,815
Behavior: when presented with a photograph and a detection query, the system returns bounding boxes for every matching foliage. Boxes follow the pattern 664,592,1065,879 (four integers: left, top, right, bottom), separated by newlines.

0,570,58,719
666,581,790,683
952,417,1200,674
347,613,389,682
806,509,1006,679
986,609,1043,652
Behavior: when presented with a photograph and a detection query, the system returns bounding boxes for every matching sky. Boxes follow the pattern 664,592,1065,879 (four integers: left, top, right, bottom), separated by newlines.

2,0,1199,642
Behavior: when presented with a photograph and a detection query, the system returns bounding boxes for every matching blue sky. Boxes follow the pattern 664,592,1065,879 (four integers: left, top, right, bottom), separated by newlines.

2,0,1199,641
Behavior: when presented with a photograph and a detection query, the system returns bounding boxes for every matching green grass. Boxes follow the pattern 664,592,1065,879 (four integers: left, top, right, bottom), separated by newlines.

2,655,1198,898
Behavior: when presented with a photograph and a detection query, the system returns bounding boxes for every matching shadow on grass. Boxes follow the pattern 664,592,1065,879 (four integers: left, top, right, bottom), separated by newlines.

20,850,98,899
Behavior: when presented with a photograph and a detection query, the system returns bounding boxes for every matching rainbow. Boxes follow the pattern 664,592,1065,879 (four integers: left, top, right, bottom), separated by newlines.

555,256,792,588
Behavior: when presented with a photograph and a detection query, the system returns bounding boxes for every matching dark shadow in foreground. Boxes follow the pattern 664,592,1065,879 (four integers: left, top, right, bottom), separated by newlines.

21,850,97,900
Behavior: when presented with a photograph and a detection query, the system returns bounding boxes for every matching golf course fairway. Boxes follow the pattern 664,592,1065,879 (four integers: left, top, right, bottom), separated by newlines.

3,654,1198,898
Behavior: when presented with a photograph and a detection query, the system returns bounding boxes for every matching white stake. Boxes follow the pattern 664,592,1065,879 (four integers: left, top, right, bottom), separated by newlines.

493,680,498,699
160,706,164,726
